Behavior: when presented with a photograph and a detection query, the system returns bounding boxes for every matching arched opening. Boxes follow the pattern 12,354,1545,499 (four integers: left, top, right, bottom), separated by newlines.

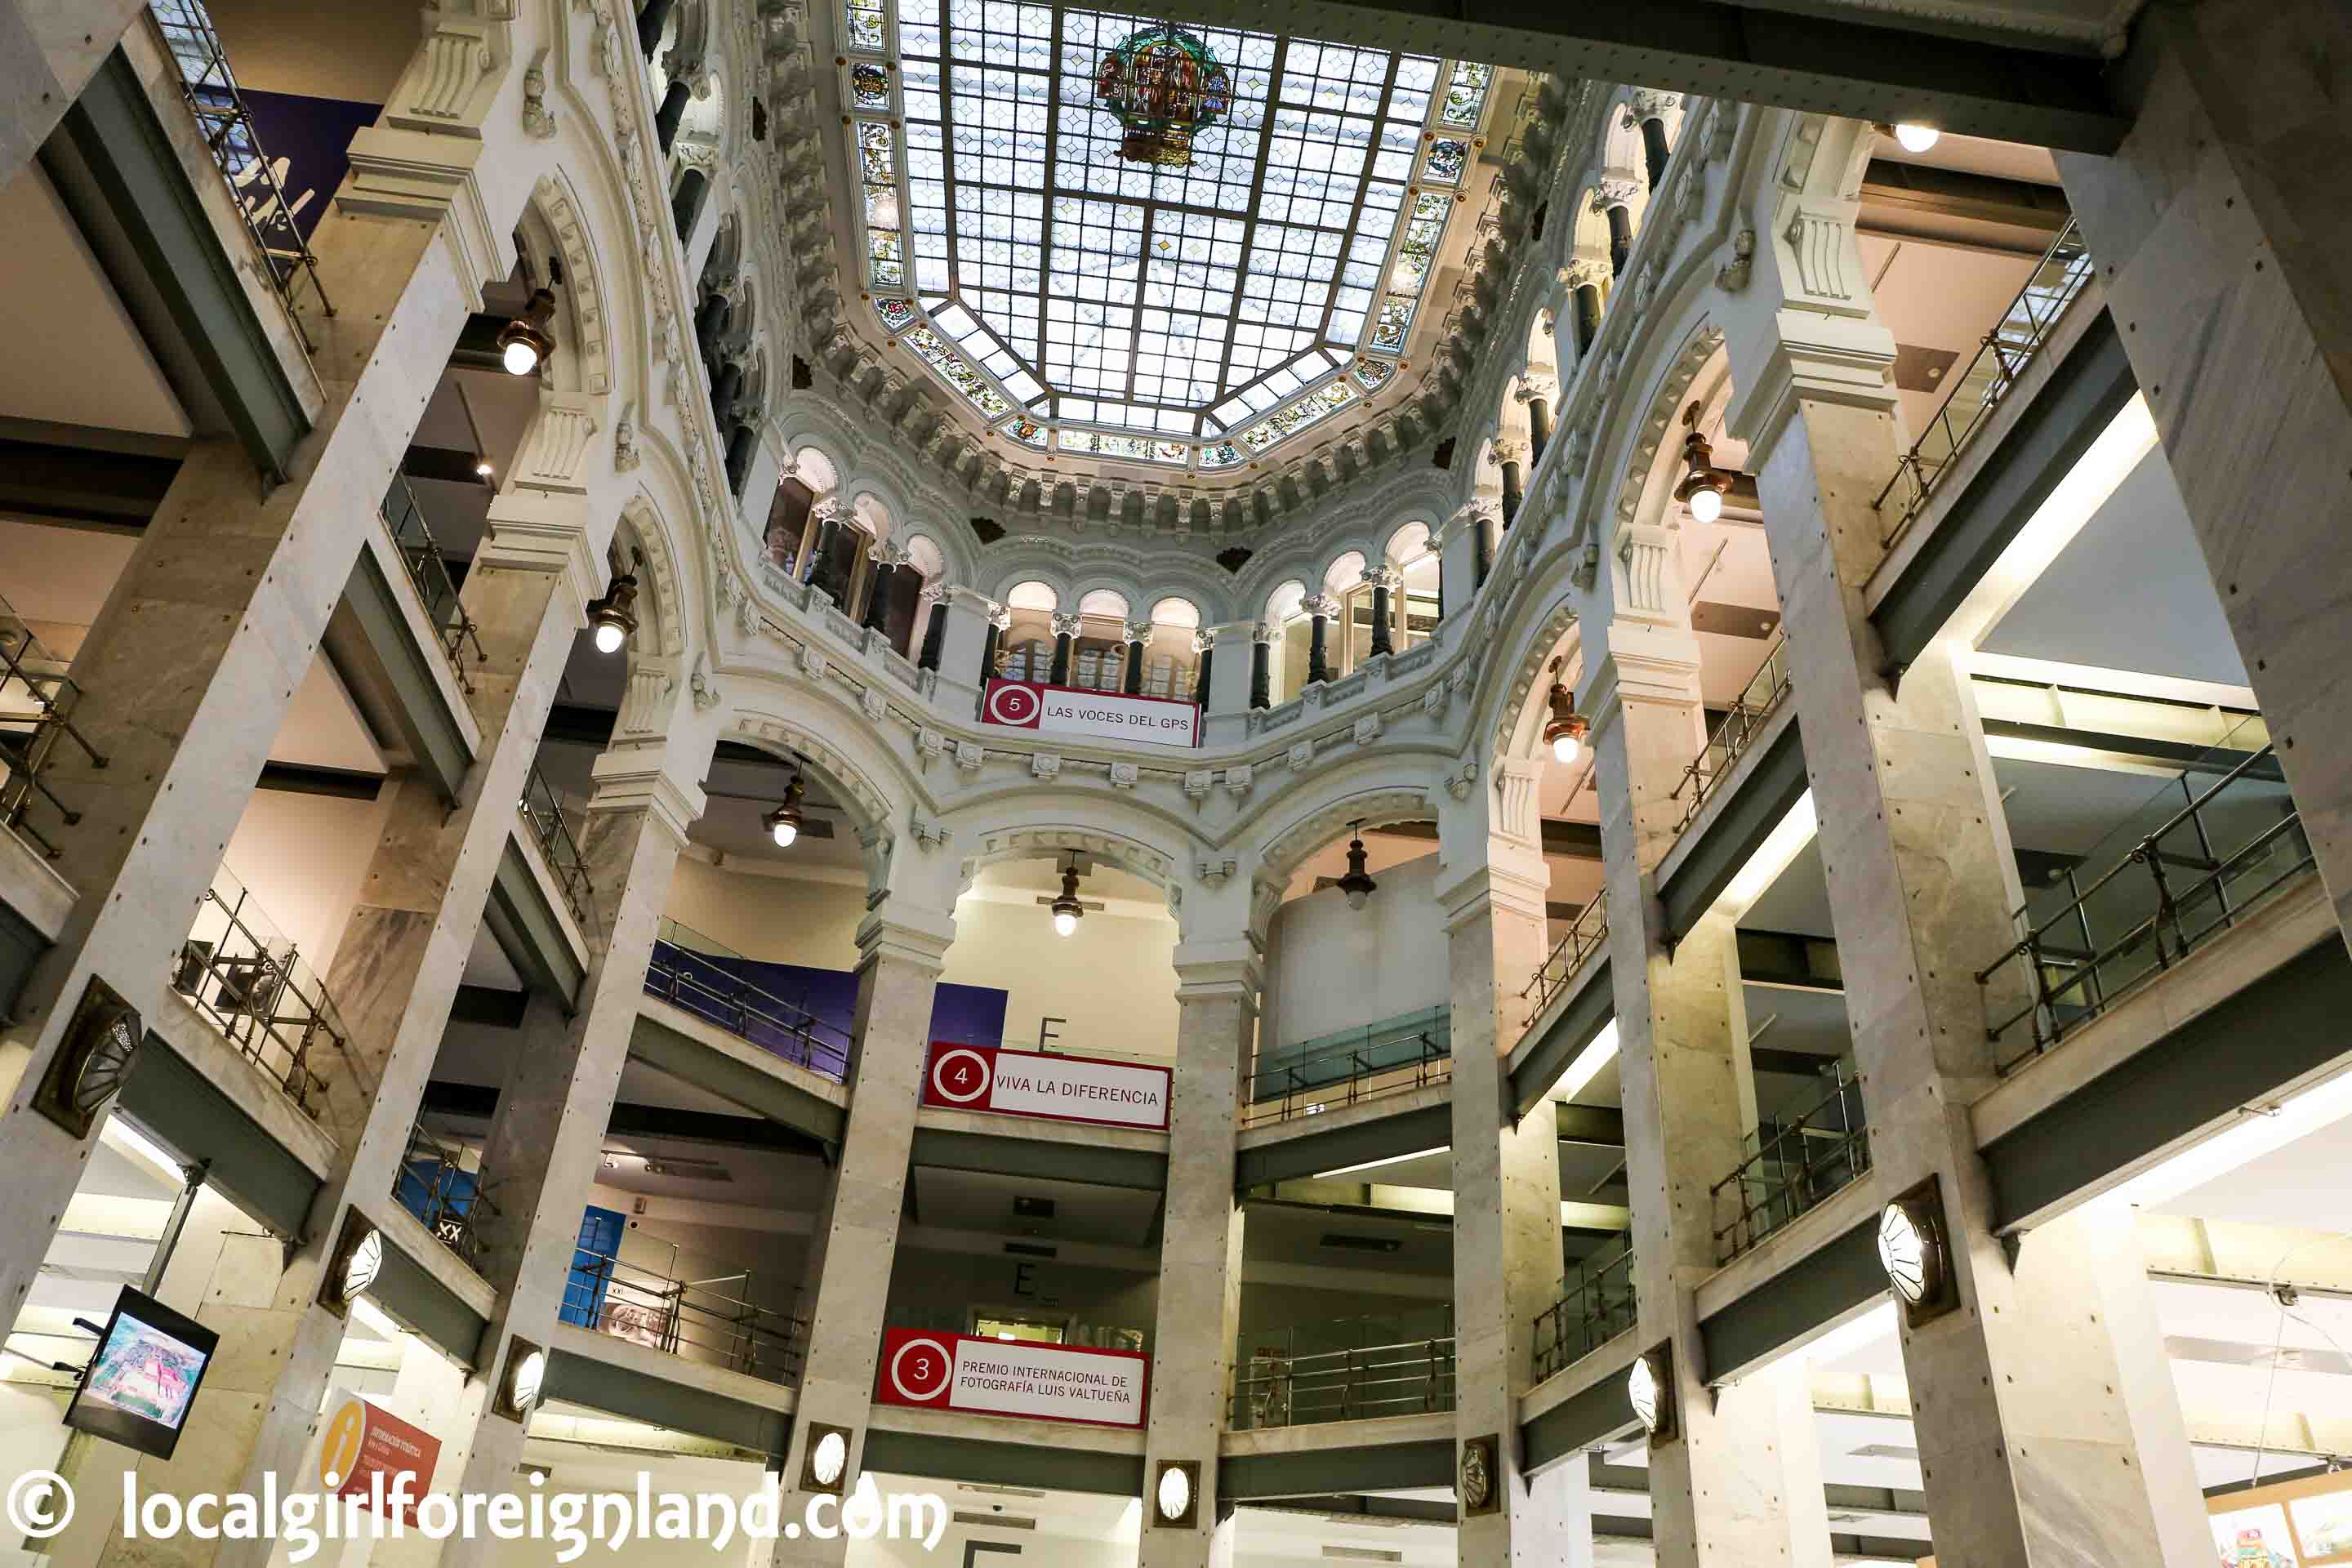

999,579,1058,681
1070,589,1131,692
1385,520,1441,653
1143,595,1203,700
1263,578,1308,705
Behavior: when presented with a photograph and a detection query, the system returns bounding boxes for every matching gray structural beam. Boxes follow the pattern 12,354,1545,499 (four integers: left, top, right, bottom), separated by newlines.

1120,0,2127,151
1509,961,1614,1118
1218,1438,1454,1499
116,1030,323,1241
1697,1218,1886,1383
483,837,590,1003
1235,1101,1450,1192
541,1344,791,1456
859,1429,1146,1497
911,1125,1169,1191
1657,723,1808,945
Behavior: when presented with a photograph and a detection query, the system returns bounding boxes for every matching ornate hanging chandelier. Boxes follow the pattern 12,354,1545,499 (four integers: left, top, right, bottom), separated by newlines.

1093,24,1232,167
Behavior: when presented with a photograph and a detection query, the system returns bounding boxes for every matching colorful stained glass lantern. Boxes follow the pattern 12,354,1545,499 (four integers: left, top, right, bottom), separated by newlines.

1093,25,1232,167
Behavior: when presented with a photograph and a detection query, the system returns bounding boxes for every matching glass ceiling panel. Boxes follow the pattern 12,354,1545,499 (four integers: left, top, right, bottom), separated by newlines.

849,0,1494,470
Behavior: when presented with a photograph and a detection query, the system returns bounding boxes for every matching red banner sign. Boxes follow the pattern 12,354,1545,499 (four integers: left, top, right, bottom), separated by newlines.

922,1043,1170,1130
875,1329,1149,1428
981,678,1200,748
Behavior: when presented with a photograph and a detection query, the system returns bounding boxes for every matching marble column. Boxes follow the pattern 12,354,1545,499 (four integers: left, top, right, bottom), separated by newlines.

2055,0,2352,955
1571,279,1603,357
861,543,903,635
1248,623,1273,710
977,603,1009,682
1494,438,1527,528
766,901,954,1567
636,0,680,58
655,79,691,153
1470,499,1499,588
1517,376,1557,467
1191,628,1216,709
1723,110,2207,1567
804,503,844,599
1441,760,1583,1562
1584,506,1829,1564
1049,612,1080,686
1122,620,1150,695
439,755,709,1567
1139,935,1257,1568
0,117,507,1312
1600,192,1636,278
1302,595,1338,685
1633,109,1672,192
1363,567,1396,659
915,585,949,672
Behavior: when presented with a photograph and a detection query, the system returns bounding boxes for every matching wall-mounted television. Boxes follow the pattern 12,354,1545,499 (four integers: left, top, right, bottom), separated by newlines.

62,1287,218,1460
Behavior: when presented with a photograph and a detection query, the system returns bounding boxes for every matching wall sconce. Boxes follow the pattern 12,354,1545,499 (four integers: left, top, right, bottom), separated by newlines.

799,1423,853,1496
494,1336,547,1422
1628,1342,1677,1446
318,1213,383,1318
1334,822,1379,911
1150,1459,1199,1528
1671,401,1734,523
1879,1175,1960,1327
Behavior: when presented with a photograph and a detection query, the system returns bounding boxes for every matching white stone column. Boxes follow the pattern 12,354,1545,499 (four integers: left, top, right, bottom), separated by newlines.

765,898,955,1567
0,41,519,1353
436,752,710,1566
1138,929,1256,1568
1722,109,2208,1568
2054,0,2352,954
1440,758,1584,1562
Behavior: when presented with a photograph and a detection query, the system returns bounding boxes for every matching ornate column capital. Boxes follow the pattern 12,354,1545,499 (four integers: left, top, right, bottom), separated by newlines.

1120,619,1151,645
869,541,913,568
1049,611,1084,639
1252,621,1279,645
1490,436,1529,466
1192,627,1218,653
1301,594,1342,621
1360,564,1399,592
918,580,951,607
1517,372,1559,403
1624,87,1680,124
990,604,1013,631
1592,176,1642,210
1561,256,1610,292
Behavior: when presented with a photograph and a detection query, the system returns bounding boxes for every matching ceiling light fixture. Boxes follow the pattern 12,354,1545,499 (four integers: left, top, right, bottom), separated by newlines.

1892,122,1940,153
1050,859,1085,937
764,769,806,849
1542,662,1590,764
586,551,640,654
497,287,559,376
1672,401,1734,524
1878,1178,1959,1325
1335,822,1379,911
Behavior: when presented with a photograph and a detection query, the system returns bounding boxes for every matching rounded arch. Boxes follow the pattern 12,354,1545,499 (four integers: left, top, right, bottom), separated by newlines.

1004,580,1058,612
720,706,903,849
1148,595,1200,628
1321,550,1366,596
1245,777,1443,937
616,495,689,661
1076,588,1130,620
902,532,947,580
1264,579,1307,623
1383,520,1433,566
519,172,614,400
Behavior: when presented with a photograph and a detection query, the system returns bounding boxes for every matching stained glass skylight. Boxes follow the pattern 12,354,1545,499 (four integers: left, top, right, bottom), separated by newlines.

839,0,1495,472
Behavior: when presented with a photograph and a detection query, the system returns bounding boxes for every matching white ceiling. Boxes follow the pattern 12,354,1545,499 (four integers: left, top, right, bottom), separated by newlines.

0,166,191,438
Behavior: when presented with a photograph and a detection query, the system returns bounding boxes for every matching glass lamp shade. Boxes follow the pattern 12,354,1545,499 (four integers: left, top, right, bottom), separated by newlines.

1894,122,1940,152
1628,1354,1661,1433
810,1430,848,1488
1878,1200,1932,1305
1686,484,1723,523
1155,1464,1192,1522
341,1229,383,1303
1054,910,1079,937
593,621,626,653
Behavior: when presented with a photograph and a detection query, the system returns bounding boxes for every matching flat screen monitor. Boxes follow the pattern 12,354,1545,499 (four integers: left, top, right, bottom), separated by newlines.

62,1286,218,1460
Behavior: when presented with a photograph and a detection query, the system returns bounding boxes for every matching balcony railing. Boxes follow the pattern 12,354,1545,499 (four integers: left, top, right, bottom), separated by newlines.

0,599,107,859
1873,217,2095,547
381,475,486,689
1532,1246,1637,1383
1229,1314,1457,1431
172,862,362,1119
1521,892,1609,1031
393,1124,497,1271
1978,738,2311,1075
519,764,593,924
643,920,853,1082
1242,1006,1450,1128
563,1245,808,1386
1671,633,1793,836
1710,1062,1871,1264
145,0,332,339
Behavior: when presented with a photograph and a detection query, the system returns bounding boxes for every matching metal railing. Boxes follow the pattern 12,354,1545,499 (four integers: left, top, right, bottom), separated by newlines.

145,0,333,341
0,599,107,859
394,1124,498,1271
519,764,593,923
173,863,363,1119
564,1246,808,1386
381,475,487,689
1978,740,2311,1074
1229,1316,1457,1430
1710,1062,1871,1264
643,920,854,1082
1242,1007,1450,1128
1532,1246,1637,1383
1521,892,1609,1027
1873,218,2094,546
1671,633,1793,836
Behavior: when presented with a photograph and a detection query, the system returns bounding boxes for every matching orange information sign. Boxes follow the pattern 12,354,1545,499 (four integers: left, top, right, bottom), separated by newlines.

318,1394,441,1522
